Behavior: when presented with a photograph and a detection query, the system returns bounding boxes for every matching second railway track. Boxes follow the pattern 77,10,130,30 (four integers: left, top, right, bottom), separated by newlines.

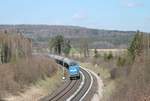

40,67,95,101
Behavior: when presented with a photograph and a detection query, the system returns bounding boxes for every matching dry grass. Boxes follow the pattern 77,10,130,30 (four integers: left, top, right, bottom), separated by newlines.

80,61,115,101
89,49,126,57
0,55,58,100
80,53,150,101
80,62,110,80
109,51,150,101
4,68,62,101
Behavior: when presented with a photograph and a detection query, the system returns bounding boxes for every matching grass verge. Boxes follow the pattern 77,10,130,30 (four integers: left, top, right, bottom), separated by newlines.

4,68,62,101
80,62,116,101
35,68,62,94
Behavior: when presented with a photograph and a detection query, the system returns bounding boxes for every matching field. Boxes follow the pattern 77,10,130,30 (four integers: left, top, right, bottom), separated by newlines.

89,49,126,56
70,48,126,58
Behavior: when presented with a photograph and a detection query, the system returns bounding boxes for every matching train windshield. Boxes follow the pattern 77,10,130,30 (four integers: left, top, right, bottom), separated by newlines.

69,62,77,66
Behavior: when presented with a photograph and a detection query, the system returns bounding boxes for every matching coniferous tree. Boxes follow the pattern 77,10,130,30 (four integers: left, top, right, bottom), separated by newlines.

128,30,143,62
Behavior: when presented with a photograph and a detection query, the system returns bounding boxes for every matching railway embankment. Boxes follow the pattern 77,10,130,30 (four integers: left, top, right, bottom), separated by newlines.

80,62,115,101
1,56,62,101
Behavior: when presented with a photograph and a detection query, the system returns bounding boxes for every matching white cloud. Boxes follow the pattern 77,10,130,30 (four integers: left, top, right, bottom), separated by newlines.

72,11,88,21
127,2,143,8
122,0,144,8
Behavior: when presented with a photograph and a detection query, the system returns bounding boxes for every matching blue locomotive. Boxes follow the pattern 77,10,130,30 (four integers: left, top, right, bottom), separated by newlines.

48,54,80,80
63,58,80,80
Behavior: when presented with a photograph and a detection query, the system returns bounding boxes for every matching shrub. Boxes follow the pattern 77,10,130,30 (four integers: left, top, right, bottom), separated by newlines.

117,56,126,67
107,52,113,60
109,33,150,101
104,52,113,61
0,56,58,98
110,68,117,79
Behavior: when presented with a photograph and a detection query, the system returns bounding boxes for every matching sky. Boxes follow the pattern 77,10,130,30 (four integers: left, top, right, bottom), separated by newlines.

0,0,150,32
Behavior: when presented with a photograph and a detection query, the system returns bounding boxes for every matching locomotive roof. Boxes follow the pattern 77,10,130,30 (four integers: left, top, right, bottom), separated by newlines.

48,54,78,65
63,58,77,65
48,54,64,60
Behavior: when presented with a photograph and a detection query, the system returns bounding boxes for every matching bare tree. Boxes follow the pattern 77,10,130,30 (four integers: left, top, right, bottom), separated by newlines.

0,31,32,64
79,38,89,57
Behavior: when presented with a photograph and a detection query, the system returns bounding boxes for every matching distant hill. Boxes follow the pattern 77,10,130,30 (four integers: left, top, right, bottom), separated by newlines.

0,25,136,48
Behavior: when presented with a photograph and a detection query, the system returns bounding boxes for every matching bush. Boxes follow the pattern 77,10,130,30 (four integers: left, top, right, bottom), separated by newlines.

0,56,58,98
107,52,113,60
104,52,113,61
117,56,126,67
110,68,117,79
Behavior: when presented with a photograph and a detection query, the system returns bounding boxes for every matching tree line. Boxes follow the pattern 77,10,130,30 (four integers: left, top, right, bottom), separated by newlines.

0,31,32,64
48,35,90,57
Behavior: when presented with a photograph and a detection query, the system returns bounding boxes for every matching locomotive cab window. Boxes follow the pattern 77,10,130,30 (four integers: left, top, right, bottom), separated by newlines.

64,62,69,68
69,62,77,66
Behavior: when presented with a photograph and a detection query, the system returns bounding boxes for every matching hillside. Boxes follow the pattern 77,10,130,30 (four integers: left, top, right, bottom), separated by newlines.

0,25,136,48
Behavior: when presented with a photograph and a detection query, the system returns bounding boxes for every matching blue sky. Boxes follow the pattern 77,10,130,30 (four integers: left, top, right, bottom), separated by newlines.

0,0,150,32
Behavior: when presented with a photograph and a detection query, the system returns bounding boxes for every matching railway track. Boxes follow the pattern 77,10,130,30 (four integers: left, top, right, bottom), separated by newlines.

39,53,97,101
40,67,96,101
68,68,93,101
